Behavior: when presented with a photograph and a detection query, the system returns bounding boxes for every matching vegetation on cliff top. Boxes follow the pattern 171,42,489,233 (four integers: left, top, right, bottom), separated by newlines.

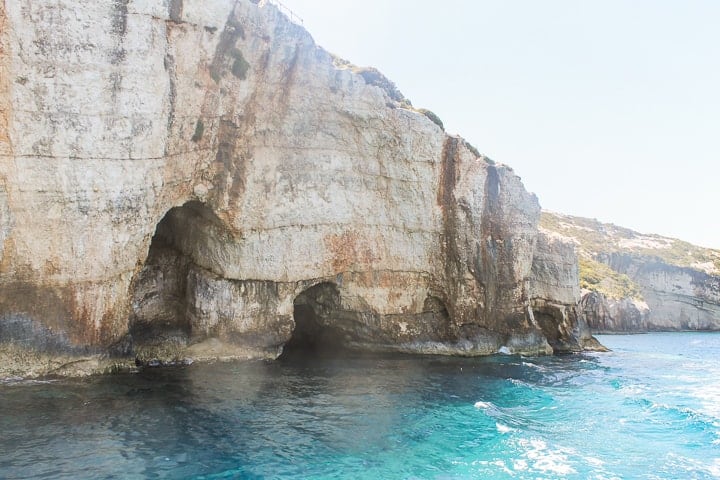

579,257,643,300
332,55,407,103
417,108,444,130
331,54,450,132
540,211,720,274
541,211,720,301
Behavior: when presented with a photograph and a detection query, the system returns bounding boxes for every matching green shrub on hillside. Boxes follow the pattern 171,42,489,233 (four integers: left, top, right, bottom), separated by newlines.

579,257,643,300
541,211,720,274
417,108,444,130
635,239,720,273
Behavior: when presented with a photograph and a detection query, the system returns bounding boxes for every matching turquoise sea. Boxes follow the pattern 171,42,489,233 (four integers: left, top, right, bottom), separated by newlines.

1,332,719,479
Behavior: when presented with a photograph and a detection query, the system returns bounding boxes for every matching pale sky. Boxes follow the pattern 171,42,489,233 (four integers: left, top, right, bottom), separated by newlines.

280,0,720,248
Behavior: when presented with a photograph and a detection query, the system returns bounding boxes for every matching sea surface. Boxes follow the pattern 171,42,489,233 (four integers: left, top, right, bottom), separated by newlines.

1,332,719,479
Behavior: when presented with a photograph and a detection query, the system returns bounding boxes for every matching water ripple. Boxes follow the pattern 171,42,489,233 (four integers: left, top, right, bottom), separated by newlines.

0,334,719,479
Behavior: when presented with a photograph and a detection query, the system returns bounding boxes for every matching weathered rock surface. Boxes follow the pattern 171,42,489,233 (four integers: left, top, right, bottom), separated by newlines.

0,0,600,377
542,212,720,332
529,232,603,352
580,291,650,333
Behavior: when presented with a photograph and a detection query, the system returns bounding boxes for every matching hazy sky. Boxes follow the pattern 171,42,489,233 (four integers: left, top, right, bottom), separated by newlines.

280,0,719,248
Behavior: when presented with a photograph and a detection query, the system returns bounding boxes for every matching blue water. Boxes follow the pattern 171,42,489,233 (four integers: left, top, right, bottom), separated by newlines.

1,333,719,479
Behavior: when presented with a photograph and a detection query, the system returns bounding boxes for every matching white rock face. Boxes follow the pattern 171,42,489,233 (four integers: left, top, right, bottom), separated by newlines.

599,254,720,331
540,211,720,332
0,0,599,375
580,291,651,333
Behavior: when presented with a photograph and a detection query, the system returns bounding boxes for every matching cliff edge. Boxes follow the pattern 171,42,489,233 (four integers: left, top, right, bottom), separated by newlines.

0,0,600,377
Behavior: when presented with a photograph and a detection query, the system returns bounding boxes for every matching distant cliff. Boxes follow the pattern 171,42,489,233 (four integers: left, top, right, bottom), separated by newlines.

0,1,601,377
541,212,720,332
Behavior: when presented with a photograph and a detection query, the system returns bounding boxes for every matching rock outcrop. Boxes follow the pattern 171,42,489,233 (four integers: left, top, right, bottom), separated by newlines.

580,292,650,333
542,212,720,332
0,0,600,377
529,232,603,352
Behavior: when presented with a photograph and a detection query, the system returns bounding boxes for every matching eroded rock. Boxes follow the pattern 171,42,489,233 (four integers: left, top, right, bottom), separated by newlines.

0,0,601,376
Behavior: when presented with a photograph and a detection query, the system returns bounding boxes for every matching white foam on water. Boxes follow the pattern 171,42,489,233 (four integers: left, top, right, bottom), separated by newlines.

496,422,512,434
666,453,720,479
498,346,511,355
474,401,491,409
508,378,533,387
619,383,647,395
518,438,577,475
693,382,720,418
709,458,720,477
521,361,546,371
493,460,513,475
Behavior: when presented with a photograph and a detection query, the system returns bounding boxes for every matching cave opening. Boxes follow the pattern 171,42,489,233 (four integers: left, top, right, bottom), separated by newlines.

280,282,350,358
421,295,451,338
533,309,560,351
532,306,578,354
128,201,227,360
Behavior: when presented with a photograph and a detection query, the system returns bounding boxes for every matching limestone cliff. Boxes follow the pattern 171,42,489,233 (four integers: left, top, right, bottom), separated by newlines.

541,212,720,332
0,0,599,377
528,232,603,352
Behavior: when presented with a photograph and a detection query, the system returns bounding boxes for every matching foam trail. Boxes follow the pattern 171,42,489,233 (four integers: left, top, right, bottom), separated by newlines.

496,423,512,433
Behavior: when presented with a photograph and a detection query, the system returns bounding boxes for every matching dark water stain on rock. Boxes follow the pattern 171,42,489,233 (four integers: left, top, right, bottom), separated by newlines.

168,0,183,23
0,283,99,354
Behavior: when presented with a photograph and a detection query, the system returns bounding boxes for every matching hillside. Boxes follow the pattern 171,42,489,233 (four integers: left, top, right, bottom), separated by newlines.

540,212,720,332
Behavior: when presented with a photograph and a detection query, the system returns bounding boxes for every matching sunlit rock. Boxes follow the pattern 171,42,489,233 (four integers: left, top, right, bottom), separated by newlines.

0,0,601,376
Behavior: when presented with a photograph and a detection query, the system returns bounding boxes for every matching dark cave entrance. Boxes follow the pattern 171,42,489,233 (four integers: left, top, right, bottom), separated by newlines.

421,295,452,337
128,201,228,359
280,282,349,357
534,309,561,351
532,305,579,353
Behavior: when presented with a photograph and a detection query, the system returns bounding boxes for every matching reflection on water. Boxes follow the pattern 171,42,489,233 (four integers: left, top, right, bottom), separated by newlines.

1,333,719,479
